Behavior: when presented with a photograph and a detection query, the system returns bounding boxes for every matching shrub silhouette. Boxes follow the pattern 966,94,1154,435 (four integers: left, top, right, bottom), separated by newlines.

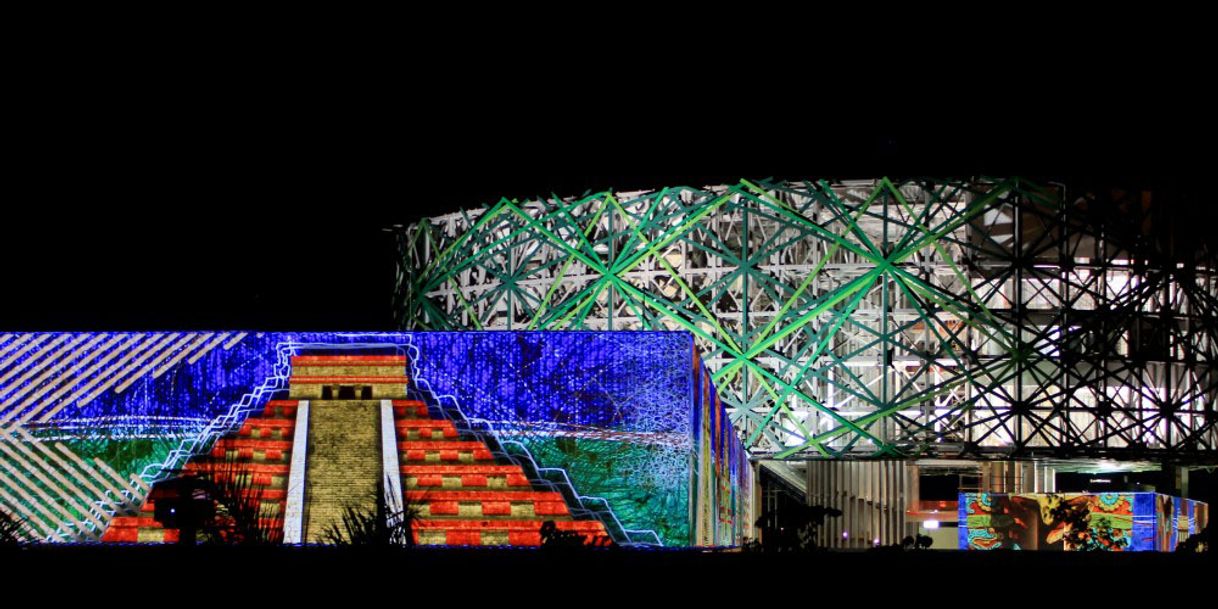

152,455,283,546
0,508,33,547
752,504,842,551
321,476,421,547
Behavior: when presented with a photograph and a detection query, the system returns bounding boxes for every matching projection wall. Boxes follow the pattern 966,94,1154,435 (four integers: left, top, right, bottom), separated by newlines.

0,331,749,546
960,491,1209,551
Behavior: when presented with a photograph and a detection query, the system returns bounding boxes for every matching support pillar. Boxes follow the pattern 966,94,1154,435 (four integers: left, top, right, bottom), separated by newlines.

806,460,911,548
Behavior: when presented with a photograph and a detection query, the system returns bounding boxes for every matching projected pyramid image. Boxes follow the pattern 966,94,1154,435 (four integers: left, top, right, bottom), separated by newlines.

103,353,610,545
0,332,749,547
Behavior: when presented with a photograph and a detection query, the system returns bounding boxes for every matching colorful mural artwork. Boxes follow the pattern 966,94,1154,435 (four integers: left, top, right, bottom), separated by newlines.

691,348,751,546
960,492,1209,551
0,331,748,546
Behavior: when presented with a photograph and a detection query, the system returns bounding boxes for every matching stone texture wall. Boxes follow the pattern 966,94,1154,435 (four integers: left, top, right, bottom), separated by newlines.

291,365,405,377
303,400,382,542
289,383,408,400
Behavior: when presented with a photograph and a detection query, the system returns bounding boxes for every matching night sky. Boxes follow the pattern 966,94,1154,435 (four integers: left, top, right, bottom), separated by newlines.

4,64,1210,332
1,28,1215,570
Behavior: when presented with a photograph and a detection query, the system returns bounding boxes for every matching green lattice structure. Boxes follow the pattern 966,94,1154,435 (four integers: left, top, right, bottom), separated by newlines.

393,178,1218,461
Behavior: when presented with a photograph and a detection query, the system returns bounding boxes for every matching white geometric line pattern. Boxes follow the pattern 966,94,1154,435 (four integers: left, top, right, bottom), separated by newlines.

0,332,248,541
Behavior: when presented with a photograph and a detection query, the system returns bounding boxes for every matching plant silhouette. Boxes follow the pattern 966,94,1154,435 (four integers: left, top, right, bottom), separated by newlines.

0,508,33,547
321,475,422,547
151,455,283,546
752,503,842,551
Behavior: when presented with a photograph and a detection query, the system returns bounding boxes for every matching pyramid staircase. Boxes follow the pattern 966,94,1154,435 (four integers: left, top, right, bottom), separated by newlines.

102,352,612,546
394,399,609,545
100,399,296,543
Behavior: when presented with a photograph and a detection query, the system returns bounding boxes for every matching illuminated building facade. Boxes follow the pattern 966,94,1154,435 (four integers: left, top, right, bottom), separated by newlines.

394,177,1218,549
0,332,748,546
394,178,1218,462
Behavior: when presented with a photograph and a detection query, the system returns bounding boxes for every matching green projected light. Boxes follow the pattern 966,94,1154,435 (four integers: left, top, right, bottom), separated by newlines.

394,178,1218,461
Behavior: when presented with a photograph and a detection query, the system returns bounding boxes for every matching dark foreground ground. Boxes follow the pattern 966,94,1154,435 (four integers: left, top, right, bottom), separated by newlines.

3,545,1213,603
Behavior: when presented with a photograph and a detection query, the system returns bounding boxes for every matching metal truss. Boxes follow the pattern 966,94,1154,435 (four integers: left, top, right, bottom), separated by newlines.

392,178,1218,462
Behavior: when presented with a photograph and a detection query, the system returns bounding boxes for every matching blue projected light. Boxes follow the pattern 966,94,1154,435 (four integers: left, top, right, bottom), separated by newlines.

0,331,748,546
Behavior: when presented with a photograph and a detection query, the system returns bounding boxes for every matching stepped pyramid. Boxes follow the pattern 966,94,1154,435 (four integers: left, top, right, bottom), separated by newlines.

102,353,610,546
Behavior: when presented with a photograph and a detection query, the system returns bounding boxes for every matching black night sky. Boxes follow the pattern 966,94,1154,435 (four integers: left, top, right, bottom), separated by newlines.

3,49,1213,332
1,26,1214,592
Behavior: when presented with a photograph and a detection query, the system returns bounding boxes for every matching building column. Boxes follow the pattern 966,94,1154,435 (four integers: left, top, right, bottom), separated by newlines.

805,460,910,548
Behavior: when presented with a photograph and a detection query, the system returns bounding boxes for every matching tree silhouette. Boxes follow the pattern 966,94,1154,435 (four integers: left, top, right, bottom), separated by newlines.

151,455,283,546
321,476,421,547
753,503,842,551
0,508,33,547
1177,523,1210,553
900,534,934,550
